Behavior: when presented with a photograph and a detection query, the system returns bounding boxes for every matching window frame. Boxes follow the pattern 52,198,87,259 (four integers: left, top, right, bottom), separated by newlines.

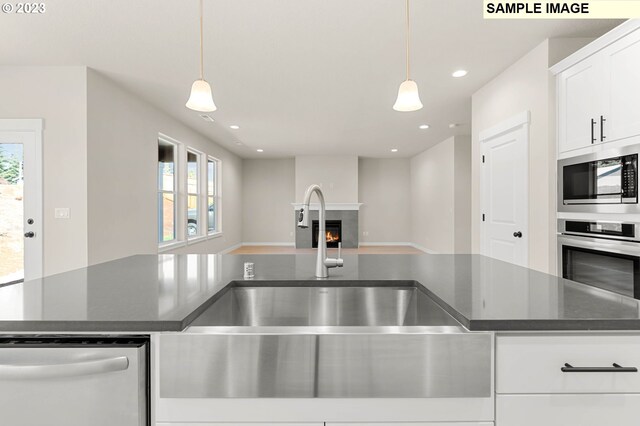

157,134,185,251
206,155,222,236
186,148,205,242
157,134,223,252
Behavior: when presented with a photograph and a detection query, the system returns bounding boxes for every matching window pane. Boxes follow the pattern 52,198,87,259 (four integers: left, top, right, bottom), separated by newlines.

208,159,215,196
187,151,198,194
158,192,175,242
158,141,174,191
208,196,215,232
187,194,198,237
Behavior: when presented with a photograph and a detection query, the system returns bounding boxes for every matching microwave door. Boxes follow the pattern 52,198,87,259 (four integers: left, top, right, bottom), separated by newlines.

563,158,623,204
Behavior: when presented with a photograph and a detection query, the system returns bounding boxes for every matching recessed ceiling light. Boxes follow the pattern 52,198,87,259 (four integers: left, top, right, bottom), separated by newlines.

199,114,214,122
229,125,240,130
391,148,399,152
419,124,429,129
235,141,243,146
449,123,461,128
256,148,264,152
452,69,468,78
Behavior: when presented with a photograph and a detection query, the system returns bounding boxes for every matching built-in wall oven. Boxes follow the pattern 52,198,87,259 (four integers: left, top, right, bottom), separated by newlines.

558,219,640,299
558,144,638,213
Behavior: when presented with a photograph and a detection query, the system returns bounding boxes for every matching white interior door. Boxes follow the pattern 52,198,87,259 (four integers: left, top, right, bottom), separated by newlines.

480,112,529,267
0,120,42,284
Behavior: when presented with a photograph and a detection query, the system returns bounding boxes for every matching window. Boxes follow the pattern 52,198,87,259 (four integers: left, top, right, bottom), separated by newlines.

207,157,220,234
158,139,177,244
186,150,201,238
158,134,222,250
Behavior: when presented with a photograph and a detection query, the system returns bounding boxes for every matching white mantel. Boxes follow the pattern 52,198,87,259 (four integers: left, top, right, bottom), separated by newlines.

291,203,363,211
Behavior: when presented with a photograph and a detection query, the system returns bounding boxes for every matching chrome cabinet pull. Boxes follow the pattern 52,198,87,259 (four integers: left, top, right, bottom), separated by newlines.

600,115,607,142
561,362,637,373
591,118,597,144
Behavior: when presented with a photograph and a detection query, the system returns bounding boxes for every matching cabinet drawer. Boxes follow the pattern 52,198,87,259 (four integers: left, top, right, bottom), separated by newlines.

497,394,640,426
496,334,640,394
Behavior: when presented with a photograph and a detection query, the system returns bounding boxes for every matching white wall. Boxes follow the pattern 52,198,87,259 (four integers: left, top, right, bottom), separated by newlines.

86,69,243,262
242,158,295,244
0,66,88,276
410,136,470,253
358,158,411,243
471,38,591,274
294,156,358,203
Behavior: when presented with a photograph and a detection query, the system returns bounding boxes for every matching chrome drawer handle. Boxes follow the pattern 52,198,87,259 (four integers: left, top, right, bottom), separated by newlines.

0,356,129,380
561,363,638,373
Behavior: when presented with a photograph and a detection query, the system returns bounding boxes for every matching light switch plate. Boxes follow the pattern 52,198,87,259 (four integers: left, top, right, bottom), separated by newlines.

54,208,70,219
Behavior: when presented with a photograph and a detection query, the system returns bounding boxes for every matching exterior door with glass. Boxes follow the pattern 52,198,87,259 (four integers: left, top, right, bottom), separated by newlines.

0,119,42,284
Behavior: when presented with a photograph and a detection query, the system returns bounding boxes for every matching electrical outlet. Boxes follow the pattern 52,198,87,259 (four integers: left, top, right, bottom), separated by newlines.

54,208,70,219
289,231,294,237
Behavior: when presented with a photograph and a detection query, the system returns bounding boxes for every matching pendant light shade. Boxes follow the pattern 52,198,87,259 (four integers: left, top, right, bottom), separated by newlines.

393,0,423,112
186,79,217,112
393,80,422,112
186,0,217,112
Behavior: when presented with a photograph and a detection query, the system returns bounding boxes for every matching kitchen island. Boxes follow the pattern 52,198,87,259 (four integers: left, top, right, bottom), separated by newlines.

1,253,640,426
0,253,638,332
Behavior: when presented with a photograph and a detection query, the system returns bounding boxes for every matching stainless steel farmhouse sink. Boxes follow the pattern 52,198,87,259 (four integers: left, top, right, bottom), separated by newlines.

160,282,493,399
189,282,463,330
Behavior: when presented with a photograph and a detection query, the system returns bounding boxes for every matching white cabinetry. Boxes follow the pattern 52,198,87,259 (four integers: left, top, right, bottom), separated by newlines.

604,28,640,144
557,55,603,154
496,334,640,426
554,22,640,158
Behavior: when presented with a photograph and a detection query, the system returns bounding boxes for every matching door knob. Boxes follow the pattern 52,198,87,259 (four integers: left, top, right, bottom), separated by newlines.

513,231,522,238
24,232,35,238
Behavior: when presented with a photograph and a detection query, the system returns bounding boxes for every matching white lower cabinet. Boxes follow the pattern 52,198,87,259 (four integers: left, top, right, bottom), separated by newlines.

497,394,640,426
496,334,640,425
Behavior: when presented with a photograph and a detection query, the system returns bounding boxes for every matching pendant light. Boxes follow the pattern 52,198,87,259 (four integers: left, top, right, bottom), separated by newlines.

186,0,217,112
393,0,423,112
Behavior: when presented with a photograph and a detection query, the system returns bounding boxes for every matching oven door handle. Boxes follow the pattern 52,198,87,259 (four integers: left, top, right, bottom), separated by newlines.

558,235,640,257
0,356,129,380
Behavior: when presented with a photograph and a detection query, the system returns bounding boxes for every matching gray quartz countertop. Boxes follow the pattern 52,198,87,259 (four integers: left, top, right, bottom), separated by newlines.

0,253,639,332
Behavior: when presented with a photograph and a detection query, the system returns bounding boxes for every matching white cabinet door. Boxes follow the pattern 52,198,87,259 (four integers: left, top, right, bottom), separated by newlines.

603,28,640,144
497,394,640,426
558,55,603,155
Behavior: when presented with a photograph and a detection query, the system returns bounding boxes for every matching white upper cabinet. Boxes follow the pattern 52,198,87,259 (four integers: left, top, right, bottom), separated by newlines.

558,55,603,154
603,28,640,144
555,22,640,158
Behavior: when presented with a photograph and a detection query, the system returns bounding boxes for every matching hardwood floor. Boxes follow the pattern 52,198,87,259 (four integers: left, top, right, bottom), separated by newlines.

228,245,425,255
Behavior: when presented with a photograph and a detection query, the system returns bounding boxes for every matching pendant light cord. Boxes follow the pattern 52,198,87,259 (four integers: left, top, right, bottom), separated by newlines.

199,0,204,80
405,0,410,81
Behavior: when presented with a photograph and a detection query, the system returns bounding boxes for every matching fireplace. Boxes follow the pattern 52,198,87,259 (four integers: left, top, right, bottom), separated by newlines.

312,220,342,248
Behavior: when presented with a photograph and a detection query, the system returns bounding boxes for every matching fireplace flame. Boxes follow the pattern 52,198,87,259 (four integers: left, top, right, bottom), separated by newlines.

326,230,340,243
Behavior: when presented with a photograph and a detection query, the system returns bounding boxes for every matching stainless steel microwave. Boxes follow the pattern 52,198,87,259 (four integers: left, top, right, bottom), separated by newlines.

558,145,638,213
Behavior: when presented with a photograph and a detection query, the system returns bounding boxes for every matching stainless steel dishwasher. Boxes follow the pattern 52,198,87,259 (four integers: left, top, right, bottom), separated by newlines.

0,336,149,426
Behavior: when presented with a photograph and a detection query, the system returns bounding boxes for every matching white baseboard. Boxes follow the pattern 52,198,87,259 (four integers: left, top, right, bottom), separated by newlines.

409,243,438,254
241,242,295,247
218,242,243,255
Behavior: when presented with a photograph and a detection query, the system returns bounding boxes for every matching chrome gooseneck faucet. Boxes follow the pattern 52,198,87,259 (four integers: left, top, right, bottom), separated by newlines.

297,184,344,278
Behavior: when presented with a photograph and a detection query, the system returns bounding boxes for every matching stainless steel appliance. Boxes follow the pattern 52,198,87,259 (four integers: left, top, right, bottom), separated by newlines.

0,336,149,426
161,284,492,399
558,145,638,213
558,219,640,299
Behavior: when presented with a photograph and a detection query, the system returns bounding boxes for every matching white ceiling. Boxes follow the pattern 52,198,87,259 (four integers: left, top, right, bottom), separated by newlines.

0,1,622,158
